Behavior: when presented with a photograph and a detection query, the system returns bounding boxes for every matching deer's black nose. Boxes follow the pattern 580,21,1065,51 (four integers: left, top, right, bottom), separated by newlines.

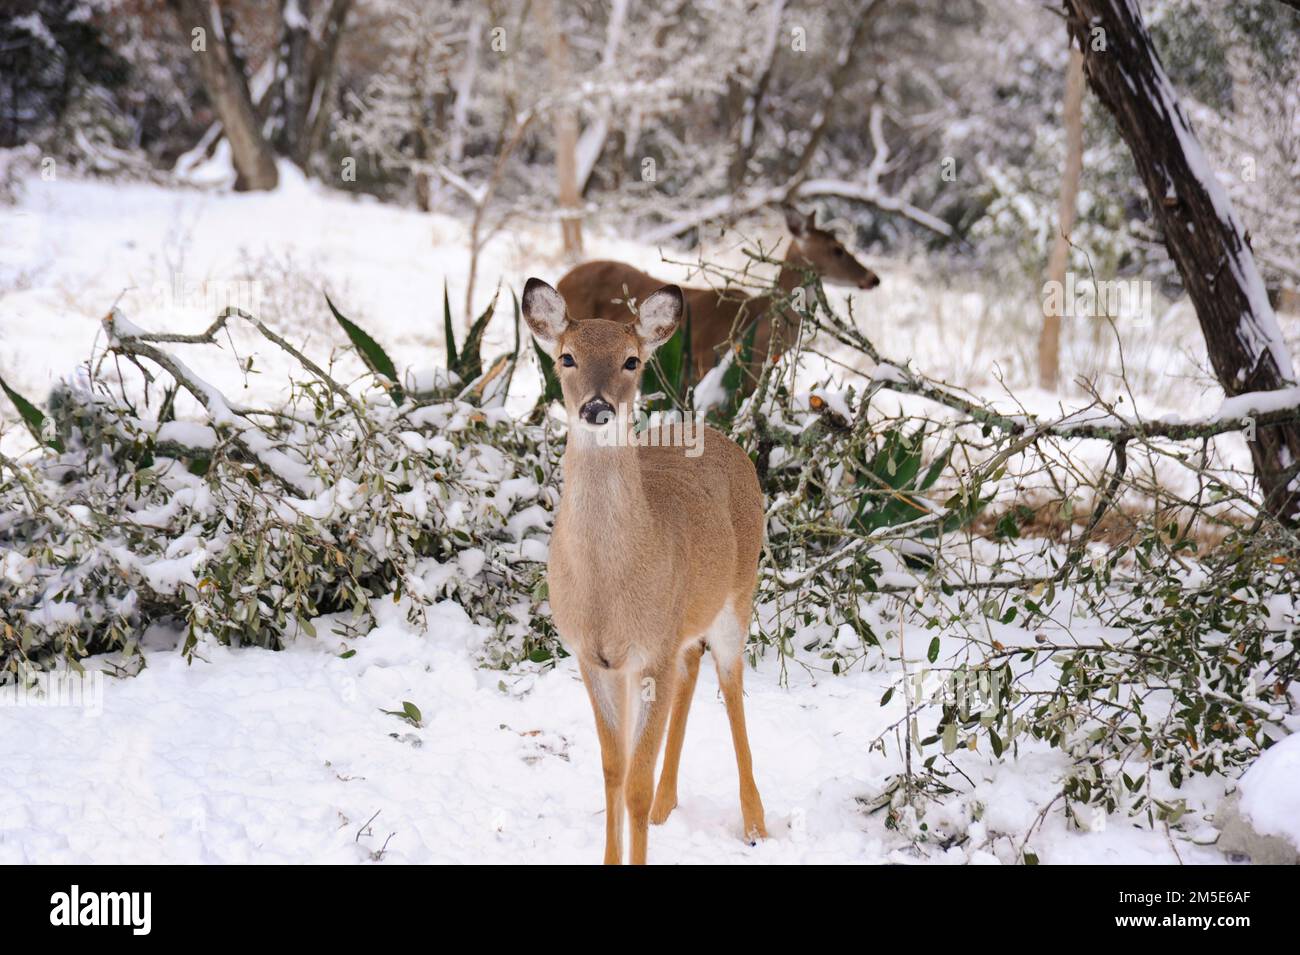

579,397,614,425
861,273,881,290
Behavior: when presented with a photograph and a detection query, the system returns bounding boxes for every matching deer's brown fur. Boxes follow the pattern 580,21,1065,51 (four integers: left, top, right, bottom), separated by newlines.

557,206,879,383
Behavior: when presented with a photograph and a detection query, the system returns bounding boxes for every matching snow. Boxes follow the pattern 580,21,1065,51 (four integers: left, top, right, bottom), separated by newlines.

155,421,217,449
1236,734,1300,851
693,351,733,415
2,170,1295,864
1213,385,1300,422
0,603,1229,865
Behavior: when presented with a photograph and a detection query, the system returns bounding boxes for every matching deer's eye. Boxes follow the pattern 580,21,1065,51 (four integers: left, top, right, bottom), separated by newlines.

560,354,575,367
834,248,845,257
623,356,639,371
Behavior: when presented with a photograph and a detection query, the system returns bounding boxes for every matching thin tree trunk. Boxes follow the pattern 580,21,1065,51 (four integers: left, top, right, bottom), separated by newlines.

173,0,278,191
1037,45,1085,392
539,0,583,256
728,0,786,190
449,9,482,164
574,0,630,194
275,0,312,162
1064,0,1300,520
788,0,885,182
301,0,352,167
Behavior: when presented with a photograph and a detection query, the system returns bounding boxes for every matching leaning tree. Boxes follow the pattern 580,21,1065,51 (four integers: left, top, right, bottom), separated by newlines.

1062,0,1300,521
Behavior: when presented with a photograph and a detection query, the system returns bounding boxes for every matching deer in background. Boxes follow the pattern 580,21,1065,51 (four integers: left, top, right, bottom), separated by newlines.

522,277,766,865
557,205,880,385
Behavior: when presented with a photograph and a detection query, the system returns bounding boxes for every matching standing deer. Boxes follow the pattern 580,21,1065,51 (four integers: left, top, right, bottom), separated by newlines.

557,205,879,384
522,276,766,865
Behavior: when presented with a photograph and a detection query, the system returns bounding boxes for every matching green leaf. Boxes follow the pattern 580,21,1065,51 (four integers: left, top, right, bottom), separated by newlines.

379,701,422,726
644,326,687,411
326,293,403,404
455,285,499,382
926,636,940,663
442,280,459,370
919,443,952,491
0,374,62,452
721,322,757,393
533,336,563,406
849,424,939,535
867,427,923,491
713,321,757,425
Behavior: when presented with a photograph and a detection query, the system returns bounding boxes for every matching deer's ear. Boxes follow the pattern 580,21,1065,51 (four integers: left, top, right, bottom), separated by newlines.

782,203,807,236
521,278,569,349
636,285,683,352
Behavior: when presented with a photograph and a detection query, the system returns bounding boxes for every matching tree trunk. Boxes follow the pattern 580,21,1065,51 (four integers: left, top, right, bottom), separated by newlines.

275,0,312,164
728,0,786,190
1063,0,1300,521
173,0,278,191
449,9,482,165
574,0,629,195
1037,45,1085,392
788,0,885,183
300,0,353,167
539,0,583,256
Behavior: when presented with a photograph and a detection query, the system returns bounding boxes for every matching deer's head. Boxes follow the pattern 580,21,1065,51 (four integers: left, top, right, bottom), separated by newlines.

783,205,880,290
523,277,682,431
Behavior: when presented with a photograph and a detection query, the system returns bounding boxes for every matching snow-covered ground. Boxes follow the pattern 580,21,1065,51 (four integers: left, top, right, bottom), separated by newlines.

0,599,1228,865
1,171,1294,864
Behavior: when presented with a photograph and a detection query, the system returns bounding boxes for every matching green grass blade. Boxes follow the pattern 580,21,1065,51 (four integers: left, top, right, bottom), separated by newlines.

326,293,403,404
457,285,499,382
442,280,458,371
0,374,62,452
534,337,562,406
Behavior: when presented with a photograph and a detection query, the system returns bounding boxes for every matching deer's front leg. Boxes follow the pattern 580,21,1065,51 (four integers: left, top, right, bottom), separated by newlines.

579,658,628,865
624,659,677,865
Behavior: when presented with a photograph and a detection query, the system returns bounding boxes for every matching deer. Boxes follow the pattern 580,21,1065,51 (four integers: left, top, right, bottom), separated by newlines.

556,205,880,386
521,276,767,865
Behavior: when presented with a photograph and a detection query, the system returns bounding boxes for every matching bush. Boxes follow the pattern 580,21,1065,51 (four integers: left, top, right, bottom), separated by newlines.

0,300,558,679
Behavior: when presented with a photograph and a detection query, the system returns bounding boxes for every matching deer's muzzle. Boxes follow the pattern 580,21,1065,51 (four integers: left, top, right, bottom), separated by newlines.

579,397,615,426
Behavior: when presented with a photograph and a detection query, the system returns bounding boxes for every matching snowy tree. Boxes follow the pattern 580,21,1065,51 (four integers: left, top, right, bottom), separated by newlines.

1063,0,1300,520
168,0,352,189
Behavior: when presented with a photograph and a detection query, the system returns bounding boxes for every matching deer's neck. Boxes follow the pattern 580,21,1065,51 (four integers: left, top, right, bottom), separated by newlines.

775,242,813,296
559,437,653,545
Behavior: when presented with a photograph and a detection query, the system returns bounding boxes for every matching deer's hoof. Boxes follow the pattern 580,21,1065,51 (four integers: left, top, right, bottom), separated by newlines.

650,792,677,825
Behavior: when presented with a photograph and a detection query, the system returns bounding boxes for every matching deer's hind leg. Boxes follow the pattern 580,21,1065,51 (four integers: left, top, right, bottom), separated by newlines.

579,659,628,865
651,640,705,825
708,598,766,843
